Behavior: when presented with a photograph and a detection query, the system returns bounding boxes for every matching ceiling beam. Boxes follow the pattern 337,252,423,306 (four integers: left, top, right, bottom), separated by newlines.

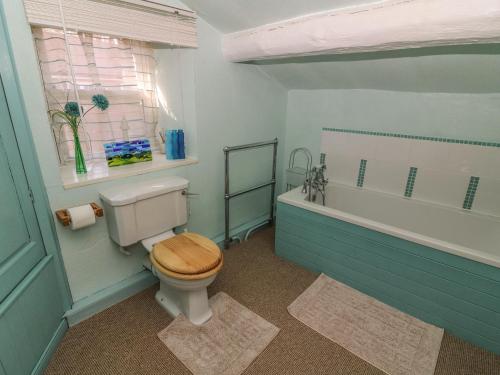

222,0,500,62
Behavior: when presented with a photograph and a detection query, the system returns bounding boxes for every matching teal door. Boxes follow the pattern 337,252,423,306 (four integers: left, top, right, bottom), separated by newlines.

0,75,47,308
0,72,67,374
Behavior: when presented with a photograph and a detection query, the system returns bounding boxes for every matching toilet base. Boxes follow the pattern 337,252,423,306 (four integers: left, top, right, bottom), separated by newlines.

155,274,215,325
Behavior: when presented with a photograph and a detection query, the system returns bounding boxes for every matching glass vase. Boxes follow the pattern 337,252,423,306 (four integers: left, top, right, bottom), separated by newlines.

73,130,87,174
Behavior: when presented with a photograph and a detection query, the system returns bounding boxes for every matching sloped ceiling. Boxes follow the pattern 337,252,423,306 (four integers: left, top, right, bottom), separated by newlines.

181,0,378,33
256,46,500,93
179,0,500,93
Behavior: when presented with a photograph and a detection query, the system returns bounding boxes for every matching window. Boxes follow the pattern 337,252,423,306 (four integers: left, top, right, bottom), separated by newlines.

33,27,159,163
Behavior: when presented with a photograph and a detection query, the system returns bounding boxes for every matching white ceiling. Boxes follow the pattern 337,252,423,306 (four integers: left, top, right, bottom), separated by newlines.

180,0,380,33
172,0,500,93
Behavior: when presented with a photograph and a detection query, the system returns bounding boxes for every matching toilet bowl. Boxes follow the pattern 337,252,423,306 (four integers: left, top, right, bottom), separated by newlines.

99,176,223,325
143,231,223,325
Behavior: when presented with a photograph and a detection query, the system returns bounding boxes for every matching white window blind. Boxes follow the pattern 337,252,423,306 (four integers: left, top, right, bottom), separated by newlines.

24,0,197,48
33,27,160,162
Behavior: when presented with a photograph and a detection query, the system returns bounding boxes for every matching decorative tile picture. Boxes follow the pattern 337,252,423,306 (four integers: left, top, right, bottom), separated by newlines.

104,138,152,167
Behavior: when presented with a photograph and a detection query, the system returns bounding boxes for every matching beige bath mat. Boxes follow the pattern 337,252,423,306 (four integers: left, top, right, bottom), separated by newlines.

158,292,279,375
289,274,443,375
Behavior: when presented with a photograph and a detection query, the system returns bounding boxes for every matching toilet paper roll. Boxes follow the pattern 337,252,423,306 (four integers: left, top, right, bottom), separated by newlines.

67,204,96,230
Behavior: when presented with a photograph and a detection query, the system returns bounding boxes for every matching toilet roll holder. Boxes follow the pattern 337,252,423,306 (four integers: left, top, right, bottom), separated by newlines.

55,202,103,226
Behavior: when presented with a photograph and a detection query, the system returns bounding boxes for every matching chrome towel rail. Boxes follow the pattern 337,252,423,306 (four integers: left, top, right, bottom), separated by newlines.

223,138,278,249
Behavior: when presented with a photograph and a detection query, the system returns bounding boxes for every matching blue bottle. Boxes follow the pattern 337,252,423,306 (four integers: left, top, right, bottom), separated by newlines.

165,130,175,160
171,130,179,159
177,129,185,159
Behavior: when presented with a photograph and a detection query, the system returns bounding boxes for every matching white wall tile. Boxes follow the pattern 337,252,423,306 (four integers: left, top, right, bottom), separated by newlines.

326,153,359,186
412,169,469,208
364,160,408,195
479,147,500,178
347,134,378,160
327,132,377,160
408,140,450,170
447,143,500,178
321,130,500,214
473,177,500,216
374,137,412,163
331,132,350,150
330,132,358,156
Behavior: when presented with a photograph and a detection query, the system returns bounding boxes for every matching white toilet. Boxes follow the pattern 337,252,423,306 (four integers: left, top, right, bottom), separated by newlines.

99,176,223,325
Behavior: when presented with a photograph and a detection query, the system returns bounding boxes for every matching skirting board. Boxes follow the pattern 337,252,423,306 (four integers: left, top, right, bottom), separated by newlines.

65,270,157,326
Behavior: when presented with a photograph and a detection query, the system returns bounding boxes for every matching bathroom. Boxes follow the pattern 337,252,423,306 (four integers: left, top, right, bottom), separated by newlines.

0,0,499,374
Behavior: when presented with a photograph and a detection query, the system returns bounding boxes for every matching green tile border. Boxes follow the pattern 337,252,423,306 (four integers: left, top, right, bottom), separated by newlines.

322,128,500,148
463,176,480,210
404,167,418,198
357,159,367,187
320,153,326,164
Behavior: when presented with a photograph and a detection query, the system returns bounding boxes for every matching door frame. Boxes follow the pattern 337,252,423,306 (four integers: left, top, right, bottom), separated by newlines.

0,6,72,311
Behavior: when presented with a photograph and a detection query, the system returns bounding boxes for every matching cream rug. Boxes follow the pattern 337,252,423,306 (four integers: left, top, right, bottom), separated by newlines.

158,292,279,375
289,274,444,375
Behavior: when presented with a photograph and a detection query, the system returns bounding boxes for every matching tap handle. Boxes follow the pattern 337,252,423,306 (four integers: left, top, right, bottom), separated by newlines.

302,178,309,193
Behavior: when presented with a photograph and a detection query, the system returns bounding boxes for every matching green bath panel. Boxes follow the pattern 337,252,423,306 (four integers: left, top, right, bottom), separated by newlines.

275,202,500,354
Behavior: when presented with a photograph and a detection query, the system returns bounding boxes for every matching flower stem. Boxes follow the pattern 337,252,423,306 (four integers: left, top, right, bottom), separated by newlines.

72,128,87,174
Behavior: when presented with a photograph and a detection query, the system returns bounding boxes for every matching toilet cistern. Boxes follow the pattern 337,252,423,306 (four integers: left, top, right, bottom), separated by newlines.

99,176,223,325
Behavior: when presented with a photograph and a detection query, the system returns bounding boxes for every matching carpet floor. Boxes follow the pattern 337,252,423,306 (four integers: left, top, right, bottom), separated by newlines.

45,228,500,375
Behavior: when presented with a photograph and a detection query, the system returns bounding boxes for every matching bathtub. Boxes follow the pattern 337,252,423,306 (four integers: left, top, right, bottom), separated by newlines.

276,183,500,353
279,183,500,267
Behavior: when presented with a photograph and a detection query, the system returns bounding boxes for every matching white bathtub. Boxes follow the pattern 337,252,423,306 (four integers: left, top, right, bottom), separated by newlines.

278,183,500,268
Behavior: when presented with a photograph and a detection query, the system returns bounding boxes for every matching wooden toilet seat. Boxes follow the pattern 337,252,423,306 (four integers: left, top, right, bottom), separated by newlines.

150,232,223,280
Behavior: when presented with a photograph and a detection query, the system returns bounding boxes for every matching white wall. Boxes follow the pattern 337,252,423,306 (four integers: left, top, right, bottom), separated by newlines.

1,1,286,302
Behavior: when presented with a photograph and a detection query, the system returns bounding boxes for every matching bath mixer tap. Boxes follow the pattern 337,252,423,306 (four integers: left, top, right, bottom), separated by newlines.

303,164,328,205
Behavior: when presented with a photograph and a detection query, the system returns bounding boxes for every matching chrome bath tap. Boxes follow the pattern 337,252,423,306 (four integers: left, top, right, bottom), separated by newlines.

302,164,328,205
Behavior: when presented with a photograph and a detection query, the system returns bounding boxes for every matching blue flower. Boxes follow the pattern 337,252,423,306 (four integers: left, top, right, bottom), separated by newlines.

64,101,80,117
92,94,109,111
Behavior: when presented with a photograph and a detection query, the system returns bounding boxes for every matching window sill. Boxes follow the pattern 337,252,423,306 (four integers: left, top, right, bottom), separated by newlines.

60,152,198,189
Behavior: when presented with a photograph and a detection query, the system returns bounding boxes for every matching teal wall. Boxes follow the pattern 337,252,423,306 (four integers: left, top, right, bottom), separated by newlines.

1,1,286,303
155,21,287,238
256,48,500,170
276,202,500,353
4,0,500,323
